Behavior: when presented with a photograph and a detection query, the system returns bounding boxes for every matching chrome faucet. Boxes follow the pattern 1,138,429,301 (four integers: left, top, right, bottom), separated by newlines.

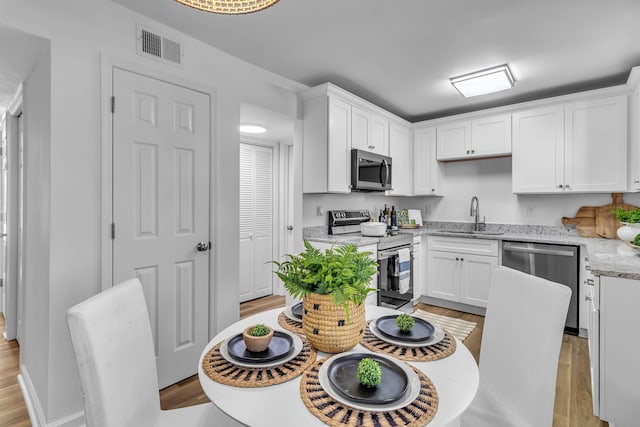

470,196,485,231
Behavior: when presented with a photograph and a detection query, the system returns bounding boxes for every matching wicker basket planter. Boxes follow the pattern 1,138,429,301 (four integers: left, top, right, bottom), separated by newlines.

302,293,366,353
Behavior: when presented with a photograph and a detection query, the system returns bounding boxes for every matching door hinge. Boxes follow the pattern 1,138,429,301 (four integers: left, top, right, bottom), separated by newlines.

111,96,115,114
111,222,116,239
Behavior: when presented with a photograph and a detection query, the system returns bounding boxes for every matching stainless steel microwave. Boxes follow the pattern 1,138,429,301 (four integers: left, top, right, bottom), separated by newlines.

350,149,392,192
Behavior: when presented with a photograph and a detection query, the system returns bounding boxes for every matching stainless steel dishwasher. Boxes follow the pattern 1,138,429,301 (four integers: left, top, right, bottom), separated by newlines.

501,241,579,335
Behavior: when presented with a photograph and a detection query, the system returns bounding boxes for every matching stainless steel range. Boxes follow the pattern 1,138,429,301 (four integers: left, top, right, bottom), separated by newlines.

328,210,415,309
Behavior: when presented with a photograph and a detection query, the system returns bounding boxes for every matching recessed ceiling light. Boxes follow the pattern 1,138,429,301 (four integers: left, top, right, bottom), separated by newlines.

239,124,267,134
450,64,515,97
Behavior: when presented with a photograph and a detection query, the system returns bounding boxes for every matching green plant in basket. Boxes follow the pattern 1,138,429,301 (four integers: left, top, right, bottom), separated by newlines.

358,358,382,387
634,234,640,247
248,324,270,337
614,207,640,224
271,240,378,317
395,313,415,332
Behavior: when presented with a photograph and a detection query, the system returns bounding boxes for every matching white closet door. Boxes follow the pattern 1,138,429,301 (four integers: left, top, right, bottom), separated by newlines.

239,143,274,302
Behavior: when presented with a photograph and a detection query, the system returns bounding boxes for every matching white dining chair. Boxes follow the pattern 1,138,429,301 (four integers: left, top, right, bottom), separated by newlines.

66,278,241,427
460,266,571,427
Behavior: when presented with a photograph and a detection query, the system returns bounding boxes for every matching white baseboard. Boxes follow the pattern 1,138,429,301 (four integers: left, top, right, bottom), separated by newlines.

18,364,86,427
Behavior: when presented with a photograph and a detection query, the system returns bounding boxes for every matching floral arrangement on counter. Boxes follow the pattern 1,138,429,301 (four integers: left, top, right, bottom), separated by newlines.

357,358,382,387
395,313,415,332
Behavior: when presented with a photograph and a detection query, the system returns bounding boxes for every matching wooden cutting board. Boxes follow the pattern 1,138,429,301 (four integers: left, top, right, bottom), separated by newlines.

595,193,639,239
562,206,598,237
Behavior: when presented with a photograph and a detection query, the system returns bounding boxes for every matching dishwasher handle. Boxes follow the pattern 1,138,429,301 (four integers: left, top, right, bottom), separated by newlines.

502,242,575,257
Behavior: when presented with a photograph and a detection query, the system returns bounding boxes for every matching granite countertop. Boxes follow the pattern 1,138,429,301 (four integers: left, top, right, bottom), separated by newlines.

303,222,640,280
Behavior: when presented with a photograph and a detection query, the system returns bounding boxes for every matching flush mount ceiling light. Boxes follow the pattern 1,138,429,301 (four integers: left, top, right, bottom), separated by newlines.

450,64,515,97
239,124,267,134
174,0,279,14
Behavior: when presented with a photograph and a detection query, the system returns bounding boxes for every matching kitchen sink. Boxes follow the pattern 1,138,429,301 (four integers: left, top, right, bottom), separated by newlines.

436,230,504,236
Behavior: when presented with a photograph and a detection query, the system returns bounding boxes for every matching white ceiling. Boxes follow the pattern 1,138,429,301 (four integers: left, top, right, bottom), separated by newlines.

113,0,640,122
0,25,46,117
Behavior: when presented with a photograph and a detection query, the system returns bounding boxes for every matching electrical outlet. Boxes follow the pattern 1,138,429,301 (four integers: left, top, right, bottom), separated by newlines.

526,206,536,217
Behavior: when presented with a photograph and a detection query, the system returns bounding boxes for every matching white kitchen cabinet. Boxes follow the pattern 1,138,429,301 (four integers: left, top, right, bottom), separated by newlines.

388,123,413,196
594,275,640,425
630,87,640,191
426,236,498,308
302,95,351,193
352,107,389,156
413,126,443,196
436,113,511,161
513,95,628,194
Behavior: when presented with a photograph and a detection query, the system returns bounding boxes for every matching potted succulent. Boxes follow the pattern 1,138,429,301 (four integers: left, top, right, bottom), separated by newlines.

358,358,382,388
243,324,274,352
395,313,415,333
272,241,378,353
614,207,640,241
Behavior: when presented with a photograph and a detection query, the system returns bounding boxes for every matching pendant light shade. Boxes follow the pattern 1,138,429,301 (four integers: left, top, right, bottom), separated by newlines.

174,0,279,14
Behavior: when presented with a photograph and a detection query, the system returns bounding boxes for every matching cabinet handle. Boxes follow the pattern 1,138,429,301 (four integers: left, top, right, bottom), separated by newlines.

471,149,475,154
557,184,564,189
585,295,593,302
460,258,464,261
431,188,435,192
369,145,375,149
456,257,459,261
466,150,470,155
634,180,640,184
565,184,571,189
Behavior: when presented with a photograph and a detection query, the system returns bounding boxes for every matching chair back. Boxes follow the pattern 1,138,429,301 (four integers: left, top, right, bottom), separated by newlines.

66,279,161,427
479,266,571,426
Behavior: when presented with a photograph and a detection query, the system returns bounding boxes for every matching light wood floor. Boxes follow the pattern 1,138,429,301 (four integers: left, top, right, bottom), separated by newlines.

1,297,606,426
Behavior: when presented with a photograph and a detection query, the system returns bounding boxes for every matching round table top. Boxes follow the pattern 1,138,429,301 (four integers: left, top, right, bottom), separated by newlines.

198,306,479,427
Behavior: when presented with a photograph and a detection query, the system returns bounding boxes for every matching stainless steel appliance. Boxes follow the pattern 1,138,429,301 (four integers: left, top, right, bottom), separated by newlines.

350,149,392,192
501,241,579,335
327,210,414,310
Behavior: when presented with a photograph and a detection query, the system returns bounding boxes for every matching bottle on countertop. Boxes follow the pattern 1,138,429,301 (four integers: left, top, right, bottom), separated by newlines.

390,206,397,227
384,204,391,228
378,209,384,223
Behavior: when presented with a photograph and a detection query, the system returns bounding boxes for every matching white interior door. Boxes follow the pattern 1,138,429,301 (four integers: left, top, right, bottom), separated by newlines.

286,145,294,257
112,68,211,388
239,143,274,303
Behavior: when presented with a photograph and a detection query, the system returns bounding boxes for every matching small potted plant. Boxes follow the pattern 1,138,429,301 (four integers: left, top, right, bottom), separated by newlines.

358,358,382,388
395,313,415,333
614,207,640,241
243,324,274,352
272,241,378,353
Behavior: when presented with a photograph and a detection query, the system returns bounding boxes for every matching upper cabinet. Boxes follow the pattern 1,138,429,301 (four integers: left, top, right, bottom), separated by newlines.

436,113,511,161
352,106,389,156
388,123,413,196
628,70,640,191
302,94,351,193
513,95,628,194
413,126,443,196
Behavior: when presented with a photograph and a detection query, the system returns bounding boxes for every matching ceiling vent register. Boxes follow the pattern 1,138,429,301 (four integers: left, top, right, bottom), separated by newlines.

137,25,183,66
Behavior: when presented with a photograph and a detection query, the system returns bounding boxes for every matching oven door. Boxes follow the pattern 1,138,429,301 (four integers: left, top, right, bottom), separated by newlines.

377,246,414,309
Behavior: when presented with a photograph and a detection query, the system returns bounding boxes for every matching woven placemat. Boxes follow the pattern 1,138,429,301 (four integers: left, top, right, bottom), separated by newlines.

360,324,457,362
278,311,304,334
202,338,316,388
300,358,438,427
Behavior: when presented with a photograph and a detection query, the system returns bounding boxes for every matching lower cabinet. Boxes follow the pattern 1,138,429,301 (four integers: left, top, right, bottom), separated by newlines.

593,275,640,425
426,237,498,308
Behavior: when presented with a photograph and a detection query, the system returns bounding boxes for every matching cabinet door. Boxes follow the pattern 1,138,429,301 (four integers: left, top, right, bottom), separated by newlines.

351,105,370,152
471,114,512,157
564,95,628,192
459,254,498,308
370,114,389,156
427,250,459,302
437,121,471,160
413,127,441,195
327,97,352,193
388,123,413,196
512,105,565,193
630,90,640,191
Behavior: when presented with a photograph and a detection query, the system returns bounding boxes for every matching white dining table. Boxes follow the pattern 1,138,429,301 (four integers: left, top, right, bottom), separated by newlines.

198,306,479,427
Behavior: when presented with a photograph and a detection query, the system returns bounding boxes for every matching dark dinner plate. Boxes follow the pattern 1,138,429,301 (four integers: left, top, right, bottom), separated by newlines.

375,315,434,342
327,353,409,404
227,331,294,363
291,302,303,320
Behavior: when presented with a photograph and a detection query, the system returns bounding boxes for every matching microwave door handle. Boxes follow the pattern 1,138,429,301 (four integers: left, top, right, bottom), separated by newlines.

380,159,388,186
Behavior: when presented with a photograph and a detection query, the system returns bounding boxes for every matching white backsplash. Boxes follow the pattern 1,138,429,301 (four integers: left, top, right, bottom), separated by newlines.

303,157,640,227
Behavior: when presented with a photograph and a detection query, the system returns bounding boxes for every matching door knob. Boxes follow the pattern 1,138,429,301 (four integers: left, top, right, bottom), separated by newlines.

287,225,293,230
196,241,211,252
